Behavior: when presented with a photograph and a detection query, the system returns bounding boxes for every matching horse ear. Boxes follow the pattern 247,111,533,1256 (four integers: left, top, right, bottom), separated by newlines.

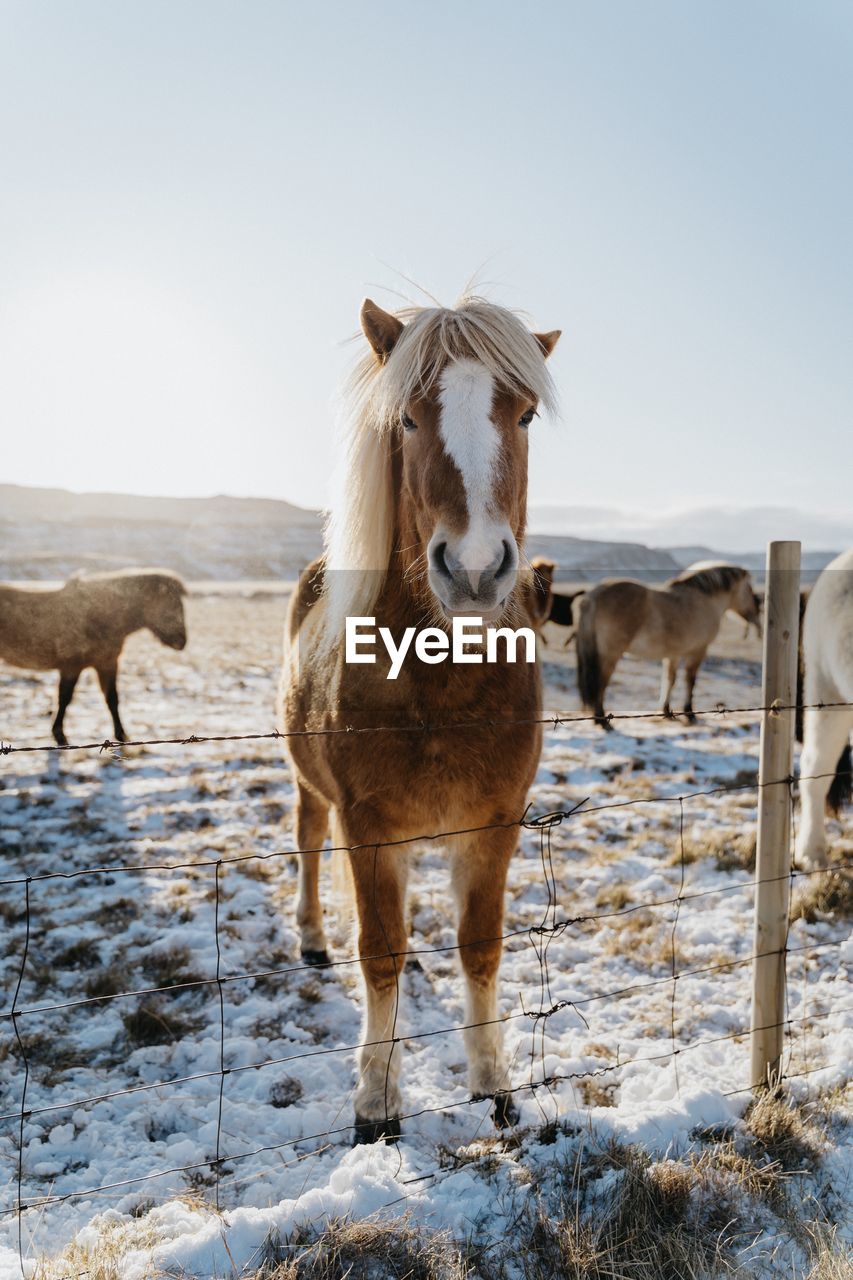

534,330,561,358
360,299,404,362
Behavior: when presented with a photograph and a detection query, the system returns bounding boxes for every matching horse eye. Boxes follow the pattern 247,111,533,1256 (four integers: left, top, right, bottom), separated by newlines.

518,409,536,428
402,414,418,432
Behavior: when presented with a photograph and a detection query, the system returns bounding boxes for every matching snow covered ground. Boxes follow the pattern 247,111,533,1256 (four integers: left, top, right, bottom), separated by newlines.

0,593,849,1277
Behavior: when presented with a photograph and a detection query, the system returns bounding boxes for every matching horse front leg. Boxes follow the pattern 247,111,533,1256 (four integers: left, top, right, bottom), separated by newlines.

96,662,126,742
450,825,517,1127
294,781,330,964
52,670,81,746
795,705,852,869
660,658,678,719
347,837,409,1143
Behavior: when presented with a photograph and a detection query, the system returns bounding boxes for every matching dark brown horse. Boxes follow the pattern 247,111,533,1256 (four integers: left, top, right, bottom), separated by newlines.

0,569,187,744
280,296,559,1142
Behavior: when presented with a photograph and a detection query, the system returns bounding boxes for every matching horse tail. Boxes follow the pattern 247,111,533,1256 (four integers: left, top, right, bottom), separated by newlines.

827,743,852,815
576,593,603,712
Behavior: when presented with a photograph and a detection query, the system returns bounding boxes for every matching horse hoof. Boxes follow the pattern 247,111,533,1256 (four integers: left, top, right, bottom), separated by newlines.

352,1115,401,1145
595,717,612,733
493,1092,519,1128
684,713,698,725
473,1092,519,1129
404,956,424,974
300,949,331,968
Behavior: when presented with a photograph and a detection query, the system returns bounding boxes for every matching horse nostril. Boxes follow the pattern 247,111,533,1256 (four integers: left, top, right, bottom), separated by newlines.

432,541,453,582
495,540,514,581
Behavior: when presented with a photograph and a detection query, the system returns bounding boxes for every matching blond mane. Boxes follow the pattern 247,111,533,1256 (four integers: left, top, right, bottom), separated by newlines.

669,562,748,595
323,296,558,639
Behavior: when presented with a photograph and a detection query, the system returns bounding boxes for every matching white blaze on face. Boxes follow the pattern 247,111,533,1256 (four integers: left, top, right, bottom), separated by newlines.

438,359,502,574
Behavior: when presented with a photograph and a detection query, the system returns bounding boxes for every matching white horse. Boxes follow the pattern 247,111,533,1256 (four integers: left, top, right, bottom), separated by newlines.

795,548,853,869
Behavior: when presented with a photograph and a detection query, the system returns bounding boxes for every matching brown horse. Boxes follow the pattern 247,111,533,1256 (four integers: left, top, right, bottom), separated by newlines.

0,569,187,744
576,562,760,727
528,556,557,628
280,296,560,1142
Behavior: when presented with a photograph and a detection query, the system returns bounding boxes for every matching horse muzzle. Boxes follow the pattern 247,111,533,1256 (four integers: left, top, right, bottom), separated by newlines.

427,532,518,619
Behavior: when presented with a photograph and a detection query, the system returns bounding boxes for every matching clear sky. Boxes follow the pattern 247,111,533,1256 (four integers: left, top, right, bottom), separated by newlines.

1,1,851,515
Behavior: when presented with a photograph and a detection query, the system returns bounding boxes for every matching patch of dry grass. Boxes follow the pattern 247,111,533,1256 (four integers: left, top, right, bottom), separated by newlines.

670,827,756,872
595,882,632,911
122,999,205,1048
523,1145,738,1280
256,1218,468,1280
790,869,853,924
800,1223,853,1280
579,1077,618,1107
599,909,673,968
743,1090,825,1170
27,1109,847,1280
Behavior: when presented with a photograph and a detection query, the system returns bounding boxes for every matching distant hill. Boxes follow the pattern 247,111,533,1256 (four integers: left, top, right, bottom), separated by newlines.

529,503,852,559
0,484,323,581
0,484,840,583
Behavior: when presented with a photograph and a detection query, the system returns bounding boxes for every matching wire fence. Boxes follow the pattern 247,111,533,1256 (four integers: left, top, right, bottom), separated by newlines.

0,697,850,1277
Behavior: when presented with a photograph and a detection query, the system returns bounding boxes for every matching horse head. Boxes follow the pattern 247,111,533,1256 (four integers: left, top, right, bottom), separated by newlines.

732,571,762,633
144,574,188,649
359,298,560,623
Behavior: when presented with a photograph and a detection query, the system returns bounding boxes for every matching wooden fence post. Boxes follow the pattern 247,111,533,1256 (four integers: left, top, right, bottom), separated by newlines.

750,540,801,1090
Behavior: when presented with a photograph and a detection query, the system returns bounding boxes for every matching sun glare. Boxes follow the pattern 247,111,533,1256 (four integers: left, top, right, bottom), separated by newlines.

0,274,268,496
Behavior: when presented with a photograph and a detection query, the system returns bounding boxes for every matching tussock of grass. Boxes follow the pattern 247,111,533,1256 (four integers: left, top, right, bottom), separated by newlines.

122,999,204,1047
523,1145,736,1280
801,1223,853,1279
790,869,853,923
269,1077,304,1109
670,827,756,871
600,910,672,968
595,882,631,911
140,944,205,990
53,939,102,969
579,1078,617,1107
744,1091,824,1170
84,966,131,1000
91,897,140,926
257,1218,466,1280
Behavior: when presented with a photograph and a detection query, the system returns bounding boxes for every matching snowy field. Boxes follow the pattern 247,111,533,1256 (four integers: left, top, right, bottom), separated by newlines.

0,590,850,1277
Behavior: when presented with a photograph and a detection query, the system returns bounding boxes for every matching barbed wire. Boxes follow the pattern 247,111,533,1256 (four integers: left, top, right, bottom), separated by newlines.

0,765,849,894
1,698,852,758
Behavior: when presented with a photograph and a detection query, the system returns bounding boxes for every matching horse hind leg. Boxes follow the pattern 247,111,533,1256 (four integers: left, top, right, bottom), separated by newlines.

795,705,853,870
294,782,331,965
52,670,81,746
96,662,126,742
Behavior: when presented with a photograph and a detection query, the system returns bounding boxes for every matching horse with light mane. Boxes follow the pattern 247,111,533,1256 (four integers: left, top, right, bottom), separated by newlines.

575,562,760,728
279,296,560,1143
794,548,852,869
0,569,187,744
